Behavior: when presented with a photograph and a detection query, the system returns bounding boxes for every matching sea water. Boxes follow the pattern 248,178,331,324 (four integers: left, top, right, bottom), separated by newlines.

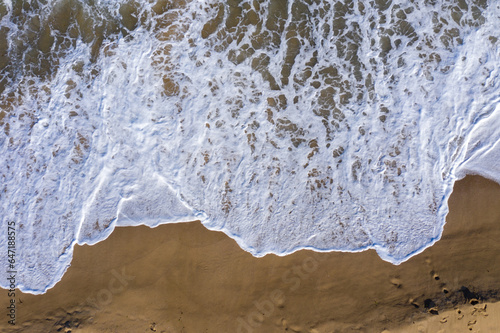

1,0,499,293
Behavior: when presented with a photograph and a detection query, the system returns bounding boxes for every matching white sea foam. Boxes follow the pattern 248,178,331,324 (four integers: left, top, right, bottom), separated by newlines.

1,0,499,293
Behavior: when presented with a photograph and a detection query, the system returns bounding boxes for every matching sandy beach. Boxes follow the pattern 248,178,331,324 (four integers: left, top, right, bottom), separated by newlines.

1,175,499,332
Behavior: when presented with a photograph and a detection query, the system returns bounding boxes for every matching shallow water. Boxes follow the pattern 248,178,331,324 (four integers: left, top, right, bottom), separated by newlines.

1,0,500,293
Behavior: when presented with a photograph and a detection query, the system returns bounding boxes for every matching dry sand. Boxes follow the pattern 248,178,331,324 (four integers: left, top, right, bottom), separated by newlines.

1,175,499,333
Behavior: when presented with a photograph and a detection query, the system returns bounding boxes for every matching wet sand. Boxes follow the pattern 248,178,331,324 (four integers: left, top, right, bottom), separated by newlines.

1,175,500,332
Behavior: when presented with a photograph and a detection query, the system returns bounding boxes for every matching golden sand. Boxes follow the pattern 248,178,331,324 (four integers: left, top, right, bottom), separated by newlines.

1,175,499,332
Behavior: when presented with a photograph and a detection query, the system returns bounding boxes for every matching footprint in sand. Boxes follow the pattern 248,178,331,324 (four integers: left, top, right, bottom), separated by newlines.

474,303,488,316
456,308,464,320
469,298,479,305
429,268,453,299
408,298,420,308
468,319,477,330
390,277,402,288
428,307,439,315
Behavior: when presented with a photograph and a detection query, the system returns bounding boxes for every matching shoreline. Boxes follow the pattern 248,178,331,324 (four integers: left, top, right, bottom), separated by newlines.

1,175,500,332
